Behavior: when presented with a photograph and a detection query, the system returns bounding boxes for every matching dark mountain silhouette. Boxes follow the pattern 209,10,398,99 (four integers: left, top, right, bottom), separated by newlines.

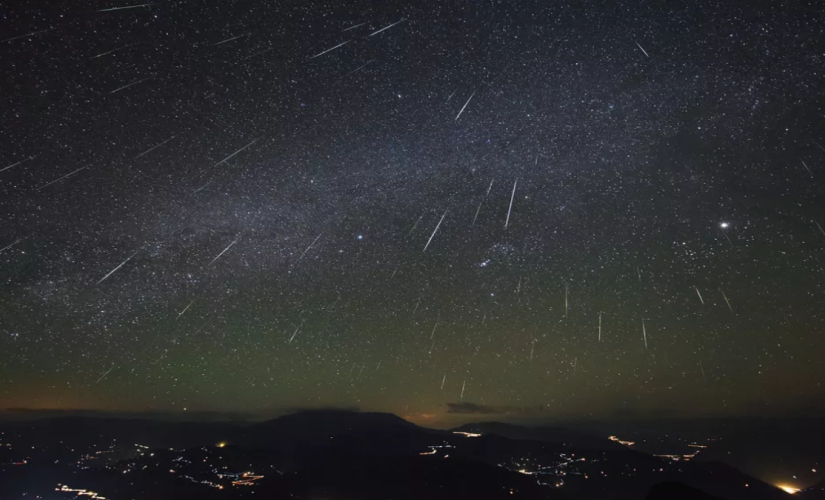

452,421,625,450
799,479,825,499
238,409,422,445
0,410,807,500
645,481,724,500
695,417,825,489
0,415,236,449
672,460,788,500
275,454,568,500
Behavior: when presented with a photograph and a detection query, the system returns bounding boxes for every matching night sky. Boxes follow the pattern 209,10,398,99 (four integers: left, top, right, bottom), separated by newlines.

1,0,824,426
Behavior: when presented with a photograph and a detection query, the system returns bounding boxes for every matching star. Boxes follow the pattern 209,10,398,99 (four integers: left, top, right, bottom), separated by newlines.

0,0,819,432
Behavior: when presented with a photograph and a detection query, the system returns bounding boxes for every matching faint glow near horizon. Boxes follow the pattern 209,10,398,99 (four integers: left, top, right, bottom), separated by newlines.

777,484,800,494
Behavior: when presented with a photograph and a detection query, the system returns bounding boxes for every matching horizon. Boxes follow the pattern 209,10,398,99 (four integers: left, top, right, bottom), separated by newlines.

5,405,825,429
3,405,823,494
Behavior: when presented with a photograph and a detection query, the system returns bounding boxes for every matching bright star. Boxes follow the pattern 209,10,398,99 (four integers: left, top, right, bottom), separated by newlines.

720,222,729,229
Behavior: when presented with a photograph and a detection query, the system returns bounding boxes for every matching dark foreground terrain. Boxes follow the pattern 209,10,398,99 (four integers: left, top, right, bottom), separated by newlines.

0,411,820,500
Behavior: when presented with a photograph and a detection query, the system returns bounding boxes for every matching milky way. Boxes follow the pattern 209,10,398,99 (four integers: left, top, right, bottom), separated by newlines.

1,0,824,424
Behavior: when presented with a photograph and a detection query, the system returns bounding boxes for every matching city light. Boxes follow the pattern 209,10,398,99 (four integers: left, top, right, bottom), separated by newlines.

56,485,106,499
452,431,482,438
608,435,635,447
232,472,264,486
777,484,800,494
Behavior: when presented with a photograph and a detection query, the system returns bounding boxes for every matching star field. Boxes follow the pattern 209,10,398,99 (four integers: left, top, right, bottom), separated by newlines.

1,0,824,424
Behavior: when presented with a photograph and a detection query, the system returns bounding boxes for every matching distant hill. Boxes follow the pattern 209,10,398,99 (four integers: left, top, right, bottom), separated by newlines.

0,410,806,500
275,454,567,500
675,460,789,500
0,416,236,449
452,421,625,451
799,479,825,499
238,409,426,445
646,481,724,500
695,417,825,489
